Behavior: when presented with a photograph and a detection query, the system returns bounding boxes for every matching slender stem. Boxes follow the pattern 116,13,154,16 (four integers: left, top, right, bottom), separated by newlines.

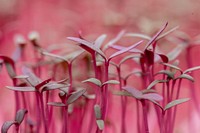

39,92,48,133
141,100,149,133
117,67,126,133
91,53,101,133
35,92,41,132
45,91,50,128
136,101,141,133
170,79,182,133
62,106,68,133
186,47,200,113
68,63,73,93
165,80,171,133
160,111,165,133
13,79,20,113
102,61,109,120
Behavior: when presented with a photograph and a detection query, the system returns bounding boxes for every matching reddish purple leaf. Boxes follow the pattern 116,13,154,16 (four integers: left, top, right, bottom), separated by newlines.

144,22,168,50
141,93,163,101
144,49,154,66
35,78,51,90
156,26,179,41
158,53,169,63
123,86,143,99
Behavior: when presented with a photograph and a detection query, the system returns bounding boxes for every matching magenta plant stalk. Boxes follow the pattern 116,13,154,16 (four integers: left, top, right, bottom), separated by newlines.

39,93,48,133
141,100,149,133
116,67,126,133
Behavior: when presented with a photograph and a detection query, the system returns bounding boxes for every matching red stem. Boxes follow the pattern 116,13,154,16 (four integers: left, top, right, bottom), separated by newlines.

117,67,126,133
141,100,149,133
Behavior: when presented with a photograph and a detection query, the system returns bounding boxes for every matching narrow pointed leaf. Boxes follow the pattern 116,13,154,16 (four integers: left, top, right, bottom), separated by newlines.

103,30,125,51
164,98,190,111
95,34,107,48
157,54,169,63
183,66,200,74
175,74,194,82
66,89,86,105
144,22,168,50
113,91,132,97
161,62,182,72
64,50,84,63
42,83,70,91
94,104,102,119
108,41,143,61
142,89,157,94
147,80,167,90
42,51,69,62
67,37,106,59
13,75,29,79
110,45,143,53
141,93,163,101
102,80,119,86
15,109,28,124
156,26,179,41
6,86,36,92
0,55,16,78
82,78,102,87
119,55,141,65
155,70,174,79
22,67,41,86
125,33,151,40
124,70,143,81
59,87,69,94
96,120,104,130
35,78,51,90
1,121,18,133
123,86,143,99
47,102,66,107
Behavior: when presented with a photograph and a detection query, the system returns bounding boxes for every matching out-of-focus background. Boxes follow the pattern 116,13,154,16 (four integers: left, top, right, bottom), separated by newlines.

1,0,200,132
1,0,200,55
